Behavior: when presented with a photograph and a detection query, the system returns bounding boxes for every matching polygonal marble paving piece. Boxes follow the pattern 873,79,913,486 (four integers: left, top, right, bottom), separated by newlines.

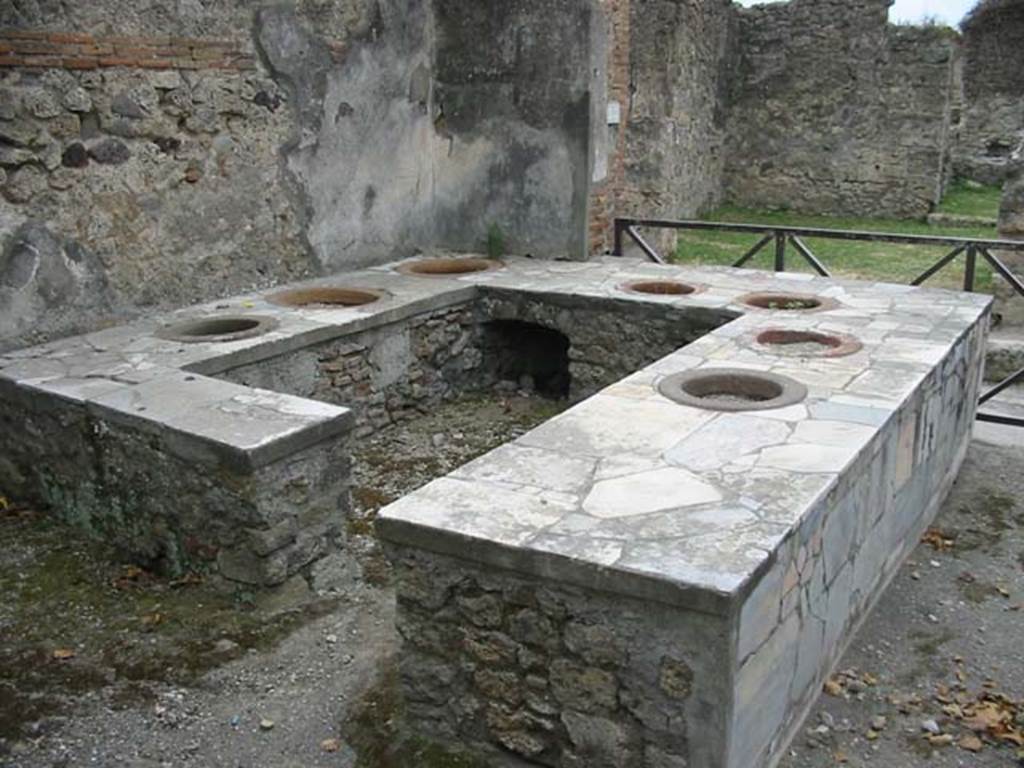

518,394,715,459
546,504,759,541
582,466,722,519
664,414,792,472
526,533,624,567
757,443,860,474
792,418,876,446
379,476,574,548
616,522,788,594
452,443,595,495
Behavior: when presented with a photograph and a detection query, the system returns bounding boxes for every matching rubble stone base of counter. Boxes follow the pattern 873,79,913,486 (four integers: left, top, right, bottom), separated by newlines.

0,377,353,587
387,545,731,768
383,317,985,768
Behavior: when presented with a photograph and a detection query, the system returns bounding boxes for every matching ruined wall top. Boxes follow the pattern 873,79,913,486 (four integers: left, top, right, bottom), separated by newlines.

722,0,957,218
961,0,1024,99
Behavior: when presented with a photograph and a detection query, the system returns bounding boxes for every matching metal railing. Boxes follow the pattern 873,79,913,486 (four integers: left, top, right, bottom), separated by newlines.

612,217,1024,428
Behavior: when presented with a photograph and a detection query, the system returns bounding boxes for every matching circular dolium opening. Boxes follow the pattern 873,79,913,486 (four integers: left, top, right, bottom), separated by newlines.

156,315,278,343
398,257,503,276
742,293,825,311
754,328,863,358
267,286,382,308
183,317,260,336
685,373,781,403
657,369,808,412
623,280,698,296
758,329,840,349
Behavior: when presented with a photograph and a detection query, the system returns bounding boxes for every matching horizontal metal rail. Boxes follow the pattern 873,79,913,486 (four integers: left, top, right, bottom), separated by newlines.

613,218,1024,251
612,216,1024,429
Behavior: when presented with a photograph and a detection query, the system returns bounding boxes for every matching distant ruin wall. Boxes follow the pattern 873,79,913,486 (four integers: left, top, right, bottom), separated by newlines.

722,0,957,219
953,0,1024,185
621,0,736,221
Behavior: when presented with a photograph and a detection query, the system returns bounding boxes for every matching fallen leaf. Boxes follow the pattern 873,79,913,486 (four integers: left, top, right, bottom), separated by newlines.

0,496,8,511
958,734,983,752
111,565,151,590
964,702,1006,732
140,612,164,627
52,648,75,660
169,572,203,588
866,729,879,741
321,738,341,752
942,703,964,718
928,733,954,746
922,528,955,551
824,679,844,697
999,729,1024,747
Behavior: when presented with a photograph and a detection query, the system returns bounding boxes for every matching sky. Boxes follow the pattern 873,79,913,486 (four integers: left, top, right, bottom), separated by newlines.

734,0,978,26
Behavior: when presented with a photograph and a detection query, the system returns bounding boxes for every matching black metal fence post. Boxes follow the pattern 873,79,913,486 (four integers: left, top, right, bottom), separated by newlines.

612,220,626,257
964,244,977,292
774,231,787,272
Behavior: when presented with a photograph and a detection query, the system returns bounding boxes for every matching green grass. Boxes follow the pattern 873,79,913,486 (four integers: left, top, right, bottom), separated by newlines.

935,181,1002,220
673,205,999,292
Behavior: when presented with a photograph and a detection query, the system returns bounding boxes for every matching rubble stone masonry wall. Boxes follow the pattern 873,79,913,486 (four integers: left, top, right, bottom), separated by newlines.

722,0,958,218
0,0,607,351
954,0,1024,184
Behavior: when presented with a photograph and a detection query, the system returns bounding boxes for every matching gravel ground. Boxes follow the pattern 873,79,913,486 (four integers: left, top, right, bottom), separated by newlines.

1,395,1021,768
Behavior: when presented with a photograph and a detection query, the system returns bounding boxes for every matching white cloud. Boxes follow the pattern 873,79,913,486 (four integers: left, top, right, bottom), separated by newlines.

889,0,976,24
732,0,979,26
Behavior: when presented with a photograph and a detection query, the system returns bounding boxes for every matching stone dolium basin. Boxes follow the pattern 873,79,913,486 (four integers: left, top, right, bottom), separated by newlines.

396,257,504,276
266,286,384,308
155,314,279,343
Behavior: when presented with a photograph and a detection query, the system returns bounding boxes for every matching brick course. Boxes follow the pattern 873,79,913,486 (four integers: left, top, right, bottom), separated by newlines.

0,30,255,71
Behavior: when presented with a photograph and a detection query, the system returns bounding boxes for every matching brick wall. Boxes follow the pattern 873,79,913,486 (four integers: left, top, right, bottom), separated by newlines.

0,30,256,71
588,0,631,255
587,0,735,256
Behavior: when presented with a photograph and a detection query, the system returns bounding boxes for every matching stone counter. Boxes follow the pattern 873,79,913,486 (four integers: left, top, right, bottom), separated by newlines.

0,255,991,738
374,259,991,767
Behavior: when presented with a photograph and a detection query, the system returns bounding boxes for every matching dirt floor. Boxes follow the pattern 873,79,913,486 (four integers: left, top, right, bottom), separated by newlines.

1,394,1022,768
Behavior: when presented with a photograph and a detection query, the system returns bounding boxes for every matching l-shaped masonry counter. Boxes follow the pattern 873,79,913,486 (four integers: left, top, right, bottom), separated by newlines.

0,255,991,768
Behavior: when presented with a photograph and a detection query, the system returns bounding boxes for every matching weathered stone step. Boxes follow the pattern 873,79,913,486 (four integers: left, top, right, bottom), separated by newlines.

985,327,1024,381
926,212,998,228
974,382,1024,447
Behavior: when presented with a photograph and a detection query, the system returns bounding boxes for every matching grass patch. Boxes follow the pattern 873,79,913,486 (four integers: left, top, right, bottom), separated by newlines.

672,205,999,292
935,180,1002,220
